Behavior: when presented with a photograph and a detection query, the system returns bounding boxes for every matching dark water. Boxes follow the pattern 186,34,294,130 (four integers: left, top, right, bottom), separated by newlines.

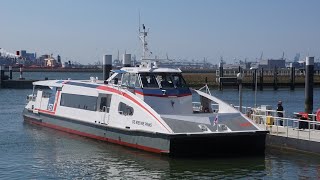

1,72,320,179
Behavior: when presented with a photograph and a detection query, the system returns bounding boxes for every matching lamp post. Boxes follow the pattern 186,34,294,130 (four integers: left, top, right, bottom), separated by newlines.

250,67,258,107
237,72,243,113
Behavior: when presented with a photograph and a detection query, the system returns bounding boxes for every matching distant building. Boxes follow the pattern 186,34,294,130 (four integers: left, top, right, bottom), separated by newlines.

258,59,286,69
223,64,246,70
57,55,61,64
19,50,36,61
44,56,57,67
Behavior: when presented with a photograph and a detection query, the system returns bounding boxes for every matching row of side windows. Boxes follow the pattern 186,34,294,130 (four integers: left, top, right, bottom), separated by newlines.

60,93,134,116
60,93,98,111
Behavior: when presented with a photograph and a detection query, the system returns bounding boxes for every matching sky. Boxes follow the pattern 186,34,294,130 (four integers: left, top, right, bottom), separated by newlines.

1,0,320,64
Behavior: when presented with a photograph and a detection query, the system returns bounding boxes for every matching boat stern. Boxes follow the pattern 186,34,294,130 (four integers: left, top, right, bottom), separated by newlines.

168,131,267,157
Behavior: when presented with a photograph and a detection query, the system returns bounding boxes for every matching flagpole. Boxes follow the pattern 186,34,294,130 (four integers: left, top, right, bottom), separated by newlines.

215,114,219,132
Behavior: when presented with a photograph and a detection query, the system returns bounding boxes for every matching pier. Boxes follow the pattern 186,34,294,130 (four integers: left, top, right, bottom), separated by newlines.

2,65,320,90
232,104,320,155
219,68,320,89
0,66,37,89
254,111,320,155
183,68,320,89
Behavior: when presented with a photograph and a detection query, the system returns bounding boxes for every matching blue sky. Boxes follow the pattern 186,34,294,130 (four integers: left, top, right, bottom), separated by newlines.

1,0,319,64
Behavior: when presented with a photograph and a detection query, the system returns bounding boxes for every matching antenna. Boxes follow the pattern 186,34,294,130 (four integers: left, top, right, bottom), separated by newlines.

138,10,141,33
117,50,119,60
260,51,263,60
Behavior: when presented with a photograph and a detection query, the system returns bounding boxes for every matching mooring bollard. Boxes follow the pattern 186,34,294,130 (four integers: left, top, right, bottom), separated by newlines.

290,63,295,90
252,69,257,91
103,55,112,82
0,66,4,88
9,66,12,80
237,70,243,113
305,56,314,114
219,62,223,91
122,54,131,67
260,68,264,91
19,65,25,80
273,66,278,90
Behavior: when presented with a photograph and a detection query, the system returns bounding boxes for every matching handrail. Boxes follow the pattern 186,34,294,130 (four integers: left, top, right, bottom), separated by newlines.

250,113,320,142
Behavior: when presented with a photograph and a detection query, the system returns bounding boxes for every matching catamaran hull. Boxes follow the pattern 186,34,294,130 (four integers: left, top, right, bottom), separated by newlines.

23,109,266,156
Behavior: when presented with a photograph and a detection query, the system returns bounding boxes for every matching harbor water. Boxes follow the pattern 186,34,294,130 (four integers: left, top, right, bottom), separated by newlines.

1,72,320,179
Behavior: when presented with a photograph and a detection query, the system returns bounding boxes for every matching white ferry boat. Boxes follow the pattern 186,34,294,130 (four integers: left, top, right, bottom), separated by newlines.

22,25,267,156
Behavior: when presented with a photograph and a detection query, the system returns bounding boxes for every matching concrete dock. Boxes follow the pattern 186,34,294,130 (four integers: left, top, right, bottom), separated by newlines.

0,65,37,89
1,80,36,89
250,107,320,155
260,124,320,155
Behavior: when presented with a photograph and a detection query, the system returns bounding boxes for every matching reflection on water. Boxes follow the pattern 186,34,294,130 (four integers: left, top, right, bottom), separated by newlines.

1,78,320,179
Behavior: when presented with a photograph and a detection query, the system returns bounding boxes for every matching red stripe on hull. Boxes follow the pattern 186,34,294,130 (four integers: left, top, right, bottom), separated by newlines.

97,85,172,133
53,90,61,112
23,116,168,154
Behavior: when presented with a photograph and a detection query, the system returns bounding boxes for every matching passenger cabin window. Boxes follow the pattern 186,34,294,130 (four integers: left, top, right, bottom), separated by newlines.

47,88,59,111
60,93,97,111
118,102,134,116
99,94,112,113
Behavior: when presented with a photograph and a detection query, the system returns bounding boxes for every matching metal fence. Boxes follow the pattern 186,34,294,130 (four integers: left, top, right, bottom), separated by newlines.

248,107,320,142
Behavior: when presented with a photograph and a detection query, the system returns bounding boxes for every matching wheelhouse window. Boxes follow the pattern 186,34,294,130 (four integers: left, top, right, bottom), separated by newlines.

138,73,188,89
121,73,138,88
121,73,130,87
118,102,134,116
60,93,97,111
110,73,122,85
156,74,174,88
171,74,187,88
140,73,159,88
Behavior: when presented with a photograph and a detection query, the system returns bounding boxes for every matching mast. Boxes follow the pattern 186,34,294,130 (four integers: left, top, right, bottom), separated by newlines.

139,23,150,61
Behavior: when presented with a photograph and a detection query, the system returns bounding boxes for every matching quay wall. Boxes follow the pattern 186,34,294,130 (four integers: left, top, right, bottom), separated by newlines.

182,72,320,88
2,68,320,89
266,135,320,155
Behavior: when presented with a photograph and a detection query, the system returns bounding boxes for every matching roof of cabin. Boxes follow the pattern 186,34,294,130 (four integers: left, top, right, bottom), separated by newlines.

120,67,182,73
33,80,64,87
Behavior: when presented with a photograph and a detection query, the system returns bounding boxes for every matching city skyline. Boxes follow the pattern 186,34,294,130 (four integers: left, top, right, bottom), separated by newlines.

1,0,320,64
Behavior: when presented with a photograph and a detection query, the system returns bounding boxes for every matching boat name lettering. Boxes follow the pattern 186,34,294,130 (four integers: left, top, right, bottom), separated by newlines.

132,120,152,127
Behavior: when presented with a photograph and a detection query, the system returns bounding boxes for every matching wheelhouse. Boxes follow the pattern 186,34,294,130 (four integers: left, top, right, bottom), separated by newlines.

108,69,188,90
107,67,193,115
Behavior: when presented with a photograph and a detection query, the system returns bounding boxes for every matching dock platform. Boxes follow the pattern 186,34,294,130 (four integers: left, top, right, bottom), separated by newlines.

257,124,320,154
248,107,320,155
1,80,36,89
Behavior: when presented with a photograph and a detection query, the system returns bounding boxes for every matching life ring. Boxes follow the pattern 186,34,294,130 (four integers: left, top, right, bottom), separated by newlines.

316,109,320,122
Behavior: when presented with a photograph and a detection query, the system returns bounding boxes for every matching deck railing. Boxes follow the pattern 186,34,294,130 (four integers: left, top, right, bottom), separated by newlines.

248,108,320,142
